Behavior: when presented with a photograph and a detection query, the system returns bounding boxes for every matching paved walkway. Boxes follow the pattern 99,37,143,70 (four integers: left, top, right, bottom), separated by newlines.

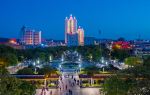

35,72,100,95
35,88,58,95
58,72,80,95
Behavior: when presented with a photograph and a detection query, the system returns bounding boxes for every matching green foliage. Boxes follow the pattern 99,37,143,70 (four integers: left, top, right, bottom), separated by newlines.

111,49,130,61
77,45,109,61
143,56,150,66
17,67,34,75
38,65,57,75
103,60,150,95
0,53,18,66
0,44,16,54
103,76,133,95
0,68,36,95
0,66,9,75
125,56,142,66
0,45,18,66
83,66,100,76
19,81,36,95
0,44,110,63
0,75,22,95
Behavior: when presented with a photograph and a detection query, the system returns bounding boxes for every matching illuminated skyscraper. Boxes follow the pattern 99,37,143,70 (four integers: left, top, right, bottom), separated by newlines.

77,26,84,46
65,14,77,44
65,14,84,46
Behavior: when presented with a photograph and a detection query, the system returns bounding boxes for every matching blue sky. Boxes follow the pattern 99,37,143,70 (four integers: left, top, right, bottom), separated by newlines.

0,0,150,40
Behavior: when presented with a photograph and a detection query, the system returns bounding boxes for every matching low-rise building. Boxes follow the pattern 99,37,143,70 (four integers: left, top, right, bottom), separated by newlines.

84,37,95,45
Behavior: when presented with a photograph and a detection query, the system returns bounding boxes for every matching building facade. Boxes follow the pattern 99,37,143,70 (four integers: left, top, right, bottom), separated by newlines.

132,40,150,56
67,33,78,46
24,30,33,45
33,31,41,45
77,26,84,46
65,14,84,46
84,37,95,45
20,26,41,45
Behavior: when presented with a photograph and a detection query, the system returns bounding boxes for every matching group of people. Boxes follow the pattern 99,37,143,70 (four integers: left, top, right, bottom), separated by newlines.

39,74,80,95
58,74,80,95
40,87,52,95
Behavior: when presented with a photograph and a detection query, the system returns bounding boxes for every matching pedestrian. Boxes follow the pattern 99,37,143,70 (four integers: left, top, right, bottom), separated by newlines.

66,85,67,90
40,92,43,95
70,90,72,95
46,87,49,91
50,90,52,95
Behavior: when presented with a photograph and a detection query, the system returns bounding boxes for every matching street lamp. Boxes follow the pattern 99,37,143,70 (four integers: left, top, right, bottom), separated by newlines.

78,55,82,62
105,61,108,65
101,57,104,64
33,62,36,66
89,54,93,62
37,59,40,64
49,55,52,62
61,54,64,62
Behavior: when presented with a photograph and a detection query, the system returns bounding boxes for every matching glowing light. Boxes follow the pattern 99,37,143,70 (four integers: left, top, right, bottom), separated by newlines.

49,55,52,62
77,27,84,46
101,57,104,63
33,62,35,66
9,39,17,44
61,55,64,62
37,60,40,64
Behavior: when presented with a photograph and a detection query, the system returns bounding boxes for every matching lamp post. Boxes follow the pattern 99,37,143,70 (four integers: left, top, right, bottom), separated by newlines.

37,59,40,64
49,55,52,62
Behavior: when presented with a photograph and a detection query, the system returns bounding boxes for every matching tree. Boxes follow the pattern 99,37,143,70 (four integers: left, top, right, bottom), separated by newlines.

19,81,36,95
103,60,150,95
83,66,100,76
111,49,130,61
143,56,150,66
125,57,142,67
38,65,57,75
17,67,34,75
0,45,16,54
0,53,18,66
0,66,9,75
0,68,36,95
103,76,133,95
0,75,22,95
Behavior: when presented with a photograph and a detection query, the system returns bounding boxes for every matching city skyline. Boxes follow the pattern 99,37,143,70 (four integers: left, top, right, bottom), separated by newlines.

0,0,150,40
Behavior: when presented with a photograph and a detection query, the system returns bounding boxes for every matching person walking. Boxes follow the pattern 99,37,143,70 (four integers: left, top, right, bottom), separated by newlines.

66,85,67,90
50,90,52,95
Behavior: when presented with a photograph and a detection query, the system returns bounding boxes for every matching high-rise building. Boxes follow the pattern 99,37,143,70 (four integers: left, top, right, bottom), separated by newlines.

77,26,84,46
24,30,33,45
20,26,41,45
65,14,84,46
33,31,41,45
67,33,78,47
65,14,77,44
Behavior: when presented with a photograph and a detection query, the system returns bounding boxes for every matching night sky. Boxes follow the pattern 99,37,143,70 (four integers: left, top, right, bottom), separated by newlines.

0,0,150,40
